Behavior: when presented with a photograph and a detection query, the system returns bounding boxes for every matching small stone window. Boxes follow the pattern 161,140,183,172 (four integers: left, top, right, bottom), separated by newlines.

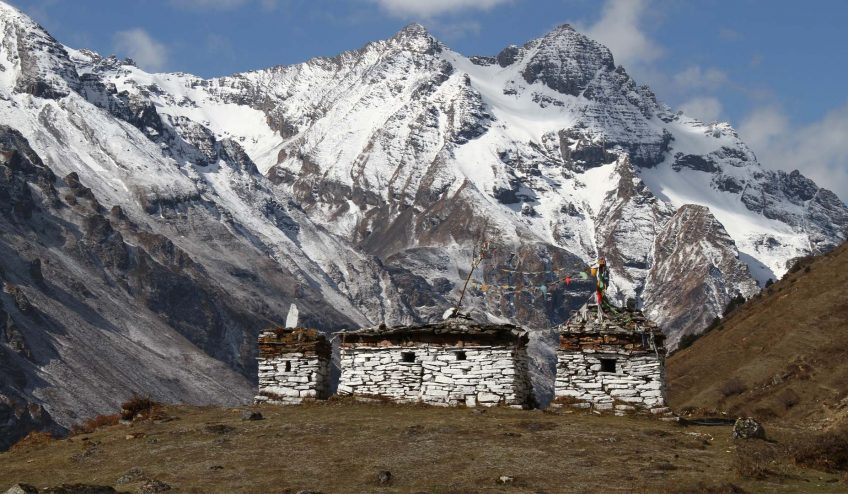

284,361,291,372
600,358,616,373
401,352,416,363
455,351,467,361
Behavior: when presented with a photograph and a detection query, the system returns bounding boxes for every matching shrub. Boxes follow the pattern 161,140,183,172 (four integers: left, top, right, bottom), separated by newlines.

777,389,801,410
720,378,747,397
71,413,120,435
723,294,746,317
678,332,701,351
734,441,779,480
120,395,159,421
789,427,848,472
9,430,53,452
676,316,723,353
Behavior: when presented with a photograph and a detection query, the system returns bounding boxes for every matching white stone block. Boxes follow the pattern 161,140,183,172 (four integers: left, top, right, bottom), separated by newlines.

609,389,638,397
477,392,501,403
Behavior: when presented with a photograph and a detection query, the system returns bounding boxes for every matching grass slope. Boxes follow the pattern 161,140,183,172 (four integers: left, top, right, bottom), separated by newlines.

0,400,845,493
667,241,848,428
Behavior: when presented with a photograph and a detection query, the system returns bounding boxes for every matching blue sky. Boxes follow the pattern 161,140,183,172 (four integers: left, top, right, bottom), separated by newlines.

8,0,848,202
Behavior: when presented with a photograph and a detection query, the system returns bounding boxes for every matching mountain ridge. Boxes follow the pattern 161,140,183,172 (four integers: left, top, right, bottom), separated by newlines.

0,0,846,446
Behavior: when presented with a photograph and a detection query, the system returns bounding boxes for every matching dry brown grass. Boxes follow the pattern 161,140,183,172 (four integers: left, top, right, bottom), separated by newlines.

0,400,844,493
668,241,848,428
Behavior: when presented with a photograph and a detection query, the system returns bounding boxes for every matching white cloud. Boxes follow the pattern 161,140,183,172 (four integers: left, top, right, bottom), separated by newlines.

372,0,511,18
738,106,788,151
428,20,482,41
679,97,723,123
169,0,249,9
113,29,168,72
673,66,728,91
740,104,848,204
578,0,663,69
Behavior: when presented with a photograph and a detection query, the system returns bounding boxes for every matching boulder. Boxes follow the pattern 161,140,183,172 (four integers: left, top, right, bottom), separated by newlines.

139,480,171,493
4,485,38,494
732,417,766,440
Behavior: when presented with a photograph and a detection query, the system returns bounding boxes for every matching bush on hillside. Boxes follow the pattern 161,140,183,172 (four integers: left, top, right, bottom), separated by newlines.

120,395,159,421
720,378,747,397
789,427,848,472
723,294,746,317
9,430,53,452
71,413,120,435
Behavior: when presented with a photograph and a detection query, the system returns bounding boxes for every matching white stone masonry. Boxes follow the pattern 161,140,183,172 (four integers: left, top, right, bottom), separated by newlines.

554,351,665,410
338,345,532,407
255,352,330,405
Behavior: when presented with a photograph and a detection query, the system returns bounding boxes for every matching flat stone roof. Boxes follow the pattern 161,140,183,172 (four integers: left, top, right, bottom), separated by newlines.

336,318,528,347
258,327,331,358
558,304,664,337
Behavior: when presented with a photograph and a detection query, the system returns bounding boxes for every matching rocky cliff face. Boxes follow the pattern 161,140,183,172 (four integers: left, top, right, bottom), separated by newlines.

641,204,760,349
0,1,846,446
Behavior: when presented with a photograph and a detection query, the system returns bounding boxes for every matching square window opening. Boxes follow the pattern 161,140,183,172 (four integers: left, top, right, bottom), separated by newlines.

401,352,416,363
455,351,467,361
600,358,616,373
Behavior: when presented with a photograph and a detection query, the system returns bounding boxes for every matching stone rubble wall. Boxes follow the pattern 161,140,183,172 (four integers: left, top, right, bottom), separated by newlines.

255,353,330,405
554,350,665,410
337,345,532,407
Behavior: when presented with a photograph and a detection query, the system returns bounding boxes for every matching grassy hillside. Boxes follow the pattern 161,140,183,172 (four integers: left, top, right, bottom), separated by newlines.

0,400,845,493
668,241,848,428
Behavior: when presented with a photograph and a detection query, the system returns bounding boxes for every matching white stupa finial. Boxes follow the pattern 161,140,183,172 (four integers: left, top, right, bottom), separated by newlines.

285,303,299,328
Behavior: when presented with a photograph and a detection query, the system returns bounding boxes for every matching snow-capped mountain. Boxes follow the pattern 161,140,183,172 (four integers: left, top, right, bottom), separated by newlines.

0,2,845,444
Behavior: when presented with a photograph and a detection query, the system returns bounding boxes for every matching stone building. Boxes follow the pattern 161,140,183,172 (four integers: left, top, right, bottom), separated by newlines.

336,319,532,408
554,304,666,411
254,327,331,404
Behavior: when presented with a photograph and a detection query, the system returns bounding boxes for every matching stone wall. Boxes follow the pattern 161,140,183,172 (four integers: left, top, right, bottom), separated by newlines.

255,352,330,404
337,345,532,407
554,350,665,410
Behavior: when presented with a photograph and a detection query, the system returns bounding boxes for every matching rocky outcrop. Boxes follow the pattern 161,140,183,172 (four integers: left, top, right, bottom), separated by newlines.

0,394,59,451
520,24,615,97
641,205,759,349
741,169,848,253
0,124,263,448
594,157,674,301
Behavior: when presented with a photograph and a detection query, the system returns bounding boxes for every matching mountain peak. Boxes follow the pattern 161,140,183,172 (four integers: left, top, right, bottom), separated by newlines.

396,22,429,37
515,23,615,96
0,0,35,26
0,0,20,14
552,23,576,32
0,0,80,99
389,22,441,54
